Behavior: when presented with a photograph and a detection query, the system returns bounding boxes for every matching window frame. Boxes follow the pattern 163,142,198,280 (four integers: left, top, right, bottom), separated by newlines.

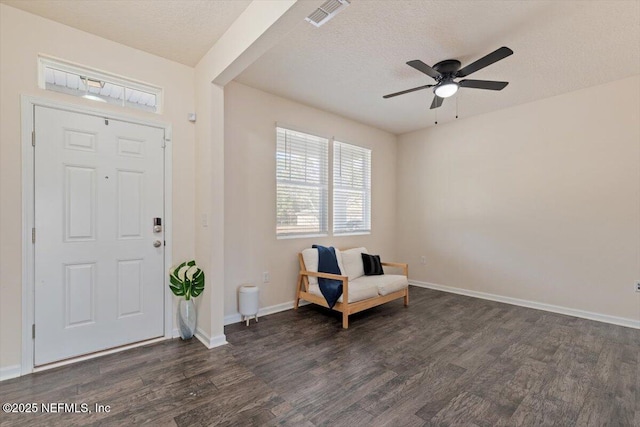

275,125,373,239
332,140,372,236
275,126,329,239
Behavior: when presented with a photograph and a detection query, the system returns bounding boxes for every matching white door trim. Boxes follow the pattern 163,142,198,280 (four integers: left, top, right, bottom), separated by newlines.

21,95,173,375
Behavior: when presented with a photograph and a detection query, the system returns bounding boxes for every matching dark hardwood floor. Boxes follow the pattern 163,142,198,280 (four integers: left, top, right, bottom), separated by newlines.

1,286,638,426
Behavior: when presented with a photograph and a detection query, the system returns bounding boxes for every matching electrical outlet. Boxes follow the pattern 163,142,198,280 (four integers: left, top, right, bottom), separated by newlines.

420,256,426,265
263,271,270,284
635,281,640,292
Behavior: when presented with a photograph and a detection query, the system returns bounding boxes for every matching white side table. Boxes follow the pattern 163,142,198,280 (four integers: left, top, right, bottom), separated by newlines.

238,285,259,326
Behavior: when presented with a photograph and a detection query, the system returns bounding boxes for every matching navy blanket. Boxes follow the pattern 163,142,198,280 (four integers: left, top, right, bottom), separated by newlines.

312,245,343,308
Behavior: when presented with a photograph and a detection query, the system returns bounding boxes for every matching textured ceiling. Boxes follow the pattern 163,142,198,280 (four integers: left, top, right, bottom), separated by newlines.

3,1,638,134
0,0,252,66
236,0,640,134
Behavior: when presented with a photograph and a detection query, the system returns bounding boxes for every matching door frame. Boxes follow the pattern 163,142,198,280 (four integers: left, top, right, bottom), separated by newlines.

21,95,174,375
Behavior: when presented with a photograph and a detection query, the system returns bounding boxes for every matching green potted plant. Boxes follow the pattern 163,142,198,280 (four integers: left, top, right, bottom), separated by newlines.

169,260,205,339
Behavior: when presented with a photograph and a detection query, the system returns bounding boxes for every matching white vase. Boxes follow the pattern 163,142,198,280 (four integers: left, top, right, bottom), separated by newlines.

178,299,196,340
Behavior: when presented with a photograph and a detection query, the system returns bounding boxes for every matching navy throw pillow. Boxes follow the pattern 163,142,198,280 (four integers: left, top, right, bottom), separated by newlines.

362,253,384,276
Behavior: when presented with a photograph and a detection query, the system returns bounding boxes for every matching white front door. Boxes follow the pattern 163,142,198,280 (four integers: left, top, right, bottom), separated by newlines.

34,106,166,366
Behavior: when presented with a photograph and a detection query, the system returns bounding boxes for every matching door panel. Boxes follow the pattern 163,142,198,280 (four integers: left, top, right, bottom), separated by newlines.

117,170,144,238
64,263,96,327
34,106,165,366
64,165,96,241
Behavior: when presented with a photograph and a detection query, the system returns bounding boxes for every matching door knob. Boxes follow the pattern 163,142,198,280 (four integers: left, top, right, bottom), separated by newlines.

153,240,162,248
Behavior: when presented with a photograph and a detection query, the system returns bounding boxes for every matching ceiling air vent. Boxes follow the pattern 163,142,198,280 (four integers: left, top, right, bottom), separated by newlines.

305,0,350,28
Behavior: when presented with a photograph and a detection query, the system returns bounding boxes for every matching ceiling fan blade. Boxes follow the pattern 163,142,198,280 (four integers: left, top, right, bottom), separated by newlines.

430,95,444,109
459,80,509,90
456,47,513,78
383,84,434,99
407,60,441,79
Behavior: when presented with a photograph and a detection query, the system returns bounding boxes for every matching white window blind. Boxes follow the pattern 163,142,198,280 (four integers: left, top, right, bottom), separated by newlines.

333,141,371,235
276,127,328,237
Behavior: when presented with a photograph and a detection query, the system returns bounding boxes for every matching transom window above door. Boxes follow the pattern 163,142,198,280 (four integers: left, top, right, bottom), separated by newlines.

38,55,163,113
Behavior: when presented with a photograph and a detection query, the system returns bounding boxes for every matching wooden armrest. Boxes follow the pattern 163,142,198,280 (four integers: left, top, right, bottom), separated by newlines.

381,261,407,268
300,270,348,282
381,262,409,276
299,270,349,302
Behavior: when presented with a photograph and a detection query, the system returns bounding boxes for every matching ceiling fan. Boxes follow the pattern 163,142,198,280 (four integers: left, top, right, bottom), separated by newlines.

383,47,513,109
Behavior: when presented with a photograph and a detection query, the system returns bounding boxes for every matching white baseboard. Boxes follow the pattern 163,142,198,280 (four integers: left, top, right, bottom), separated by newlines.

0,365,22,382
172,326,227,349
195,328,227,349
224,300,309,325
173,326,227,349
410,280,640,330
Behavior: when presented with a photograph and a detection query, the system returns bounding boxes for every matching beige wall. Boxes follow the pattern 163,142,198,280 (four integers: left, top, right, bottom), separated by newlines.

191,67,215,341
397,75,640,321
0,4,196,369
192,0,305,343
223,82,398,316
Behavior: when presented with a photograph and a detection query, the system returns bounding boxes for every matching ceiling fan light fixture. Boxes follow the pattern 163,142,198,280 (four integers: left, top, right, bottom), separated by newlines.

434,82,459,98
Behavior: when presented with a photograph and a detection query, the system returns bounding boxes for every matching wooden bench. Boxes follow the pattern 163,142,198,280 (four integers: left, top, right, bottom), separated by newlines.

294,247,409,328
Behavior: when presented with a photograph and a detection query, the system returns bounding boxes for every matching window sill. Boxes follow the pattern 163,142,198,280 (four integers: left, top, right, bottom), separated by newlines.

333,231,371,237
277,233,329,240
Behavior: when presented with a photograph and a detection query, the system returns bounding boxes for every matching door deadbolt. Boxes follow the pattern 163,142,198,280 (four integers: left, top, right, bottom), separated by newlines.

153,217,162,233
153,240,162,248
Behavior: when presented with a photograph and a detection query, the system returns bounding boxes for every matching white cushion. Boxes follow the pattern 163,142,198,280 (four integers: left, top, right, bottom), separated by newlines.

340,247,368,281
301,247,345,286
301,248,319,285
335,248,345,276
352,274,408,296
309,280,378,303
